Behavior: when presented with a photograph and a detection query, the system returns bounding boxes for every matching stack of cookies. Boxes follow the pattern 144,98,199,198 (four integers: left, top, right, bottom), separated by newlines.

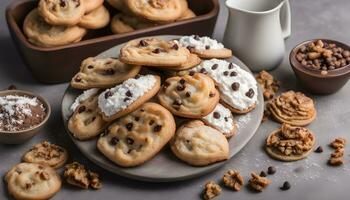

23,0,110,47
108,0,196,34
68,35,258,167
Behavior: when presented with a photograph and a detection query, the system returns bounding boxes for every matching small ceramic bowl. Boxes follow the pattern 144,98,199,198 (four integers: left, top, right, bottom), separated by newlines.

290,39,350,95
0,90,51,144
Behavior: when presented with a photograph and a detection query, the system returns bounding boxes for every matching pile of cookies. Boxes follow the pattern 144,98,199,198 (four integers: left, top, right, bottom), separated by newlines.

68,35,258,167
108,0,196,34
23,0,110,47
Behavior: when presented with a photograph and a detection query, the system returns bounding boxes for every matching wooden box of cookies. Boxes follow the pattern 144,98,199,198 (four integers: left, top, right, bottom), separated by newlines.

6,0,219,84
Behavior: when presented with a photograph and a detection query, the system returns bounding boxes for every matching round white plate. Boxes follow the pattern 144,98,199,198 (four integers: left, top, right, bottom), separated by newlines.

61,35,264,182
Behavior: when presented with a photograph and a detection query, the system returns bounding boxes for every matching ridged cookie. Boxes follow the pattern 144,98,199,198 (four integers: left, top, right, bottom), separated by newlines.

97,102,176,167
158,73,220,118
5,163,61,200
71,57,141,89
98,74,161,121
171,120,229,166
78,5,110,29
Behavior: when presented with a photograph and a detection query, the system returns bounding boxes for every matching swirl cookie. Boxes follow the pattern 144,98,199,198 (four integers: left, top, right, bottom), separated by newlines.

268,91,316,126
69,94,108,140
5,163,61,200
97,102,176,167
71,57,141,89
110,13,155,34
266,124,316,161
171,120,229,166
119,38,191,67
158,73,220,118
23,9,87,47
98,74,161,121
178,35,232,59
78,6,110,29
125,0,183,22
202,103,237,138
83,0,104,13
191,59,258,114
22,141,68,169
38,0,85,26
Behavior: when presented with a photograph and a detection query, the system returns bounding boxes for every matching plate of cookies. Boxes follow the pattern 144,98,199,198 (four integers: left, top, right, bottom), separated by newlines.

61,35,264,182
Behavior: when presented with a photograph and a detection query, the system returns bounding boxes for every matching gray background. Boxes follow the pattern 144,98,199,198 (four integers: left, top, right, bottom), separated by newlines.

1,0,350,199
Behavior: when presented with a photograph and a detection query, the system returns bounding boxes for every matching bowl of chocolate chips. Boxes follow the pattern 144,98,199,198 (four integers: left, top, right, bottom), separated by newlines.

290,39,350,94
0,89,51,144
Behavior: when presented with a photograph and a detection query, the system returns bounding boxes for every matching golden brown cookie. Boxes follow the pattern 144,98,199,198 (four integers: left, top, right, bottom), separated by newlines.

71,57,141,89
268,91,317,126
97,103,176,167
78,5,110,29
110,13,155,34
83,0,104,13
265,123,316,161
158,73,220,118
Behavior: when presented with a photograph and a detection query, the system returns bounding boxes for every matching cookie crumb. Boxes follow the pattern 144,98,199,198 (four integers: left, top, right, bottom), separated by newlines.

248,172,271,192
222,170,244,191
203,181,221,200
280,181,291,190
64,162,102,189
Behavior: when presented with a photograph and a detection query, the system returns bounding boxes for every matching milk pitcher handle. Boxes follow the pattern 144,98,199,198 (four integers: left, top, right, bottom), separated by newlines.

280,0,291,39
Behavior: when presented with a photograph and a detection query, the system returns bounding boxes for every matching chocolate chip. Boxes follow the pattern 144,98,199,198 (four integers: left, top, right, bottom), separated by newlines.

209,92,215,97
231,82,240,91
200,68,207,74
267,166,276,175
185,92,191,97
104,91,113,99
78,106,86,113
224,117,228,122
125,90,133,97
60,0,67,7
135,116,140,121
87,65,94,69
153,125,162,132
171,44,179,50
104,68,115,75
189,71,195,76
205,45,210,50
179,79,186,85
228,63,234,69
152,48,162,54
126,138,134,145
260,171,267,177
125,123,133,131
213,112,220,119
314,146,323,153
194,35,200,40
110,137,119,145
223,71,229,76
135,74,141,79
245,88,255,98
124,97,130,102
7,85,16,90
211,64,218,70
177,85,185,91
280,181,291,190
149,120,155,125
139,40,148,47
230,71,237,76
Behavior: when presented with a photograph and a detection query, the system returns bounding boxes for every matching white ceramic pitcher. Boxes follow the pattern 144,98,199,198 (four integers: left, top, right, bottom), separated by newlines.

224,0,291,72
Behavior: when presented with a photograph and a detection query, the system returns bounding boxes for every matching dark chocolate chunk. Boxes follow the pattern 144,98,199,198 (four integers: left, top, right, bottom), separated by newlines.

139,40,148,47
280,181,291,190
153,125,162,132
230,71,237,76
126,137,134,145
314,146,323,153
78,106,86,113
223,71,229,76
231,82,240,91
267,166,276,175
260,171,267,177
110,137,119,145
125,90,133,97
245,88,255,98
211,64,218,70
213,112,220,119
104,91,113,99
125,123,133,131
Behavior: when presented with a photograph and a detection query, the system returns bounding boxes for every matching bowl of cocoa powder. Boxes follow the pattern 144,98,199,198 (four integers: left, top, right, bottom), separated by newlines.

0,90,51,144
290,39,350,94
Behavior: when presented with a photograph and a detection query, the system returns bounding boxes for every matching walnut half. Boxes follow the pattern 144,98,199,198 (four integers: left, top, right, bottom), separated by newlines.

203,181,222,200
248,172,271,192
222,170,244,191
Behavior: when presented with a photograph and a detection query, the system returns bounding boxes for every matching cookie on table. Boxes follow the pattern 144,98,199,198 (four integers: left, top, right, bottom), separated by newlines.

78,6,110,29
119,38,191,67
97,102,176,167
158,73,220,118
110,13,156,34
23,9,87,47
5,163,61,200
22,141,68,169
71,57,141,89
202,103,237,138
38,0,85,26
98,74,161,121
268,90,316,126
265,123,316,161
191,59,258,114
69,95,108,140
177,35,232,59
83,0,104,13
125,0,183,22
171,120,229,166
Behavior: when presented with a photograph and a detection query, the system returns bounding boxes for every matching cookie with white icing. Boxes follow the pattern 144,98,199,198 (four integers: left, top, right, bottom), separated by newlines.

157,73,220,118
98,74,161,121
178,35,232,59
202,103,237,138
5,163,61,200
78,5,110,29
97,102,176,167
70,88,99,112
191,59,258,114
71,57,141,89
171,120,229,166
38,0,85,26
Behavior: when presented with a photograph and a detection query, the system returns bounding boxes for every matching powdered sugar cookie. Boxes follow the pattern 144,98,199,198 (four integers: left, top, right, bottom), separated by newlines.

97,102,176,167
71,57,141,89
157,73,220,118
202,103,237,138
178,35,232,59
171,120,229,166
98,74,161,121
83,0,104,13
78,6,110,29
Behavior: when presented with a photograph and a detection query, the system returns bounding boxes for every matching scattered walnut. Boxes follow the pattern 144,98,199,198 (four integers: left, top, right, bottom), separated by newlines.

329,148,344,166
330,138,346,149
88,171,102,190
64,162,90,189
248,172,271,192
256,71,280,100
203,181,222,200
222,170,244,191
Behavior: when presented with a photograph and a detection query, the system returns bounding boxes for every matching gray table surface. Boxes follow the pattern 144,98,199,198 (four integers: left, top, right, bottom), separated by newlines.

1,0,350,199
